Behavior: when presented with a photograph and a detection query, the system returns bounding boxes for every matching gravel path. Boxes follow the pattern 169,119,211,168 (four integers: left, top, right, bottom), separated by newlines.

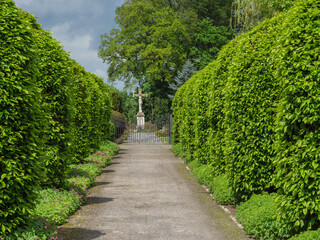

60,144,249,240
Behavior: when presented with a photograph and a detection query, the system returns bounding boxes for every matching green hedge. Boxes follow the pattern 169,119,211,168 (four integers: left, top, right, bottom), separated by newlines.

0,1,113,236
173,0,320,236
272,0,320,233
31,20,75,187
223,15,286,202
0,1,45,234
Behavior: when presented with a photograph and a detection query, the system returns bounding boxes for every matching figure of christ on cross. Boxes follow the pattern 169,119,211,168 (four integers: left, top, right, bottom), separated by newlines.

133,88,148,113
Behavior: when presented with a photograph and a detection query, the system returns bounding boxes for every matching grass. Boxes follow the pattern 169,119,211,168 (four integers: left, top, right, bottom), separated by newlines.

3,141,119,240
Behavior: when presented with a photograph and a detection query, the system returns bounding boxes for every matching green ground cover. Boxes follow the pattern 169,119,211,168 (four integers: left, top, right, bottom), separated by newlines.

2,141,119,240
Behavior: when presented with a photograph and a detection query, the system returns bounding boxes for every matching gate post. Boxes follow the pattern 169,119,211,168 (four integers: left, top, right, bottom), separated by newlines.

169,112,173,145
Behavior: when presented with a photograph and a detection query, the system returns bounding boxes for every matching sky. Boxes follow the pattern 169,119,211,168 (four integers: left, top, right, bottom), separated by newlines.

14,0,125,90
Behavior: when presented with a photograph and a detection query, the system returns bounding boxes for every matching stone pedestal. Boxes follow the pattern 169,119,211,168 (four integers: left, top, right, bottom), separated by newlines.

136,112,145,129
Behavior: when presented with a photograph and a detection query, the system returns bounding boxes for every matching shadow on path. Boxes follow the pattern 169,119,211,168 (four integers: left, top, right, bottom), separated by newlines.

85,197,114,205
101,169,115,173
93,181,111,187
61,228,106,240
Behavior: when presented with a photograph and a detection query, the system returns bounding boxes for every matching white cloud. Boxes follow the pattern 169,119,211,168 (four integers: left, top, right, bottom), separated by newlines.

15,0,86,15
94,69,108,79
14,0,124,90
50,22,95,60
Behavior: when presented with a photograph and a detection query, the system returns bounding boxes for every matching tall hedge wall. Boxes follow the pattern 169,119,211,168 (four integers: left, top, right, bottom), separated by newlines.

0,1,45,233
272,0,320,232
0,0,112,236
173,0,320,234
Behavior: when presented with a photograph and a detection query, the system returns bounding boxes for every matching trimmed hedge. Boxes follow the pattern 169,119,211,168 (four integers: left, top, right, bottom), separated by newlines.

0,1,113,236
173,0,320,236
0,1,45,234
32,20,75,187
223,15,285,202
272,0,320,233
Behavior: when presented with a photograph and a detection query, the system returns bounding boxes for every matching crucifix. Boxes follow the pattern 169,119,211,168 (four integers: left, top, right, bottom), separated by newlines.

133,88,148,113
133,88,148,129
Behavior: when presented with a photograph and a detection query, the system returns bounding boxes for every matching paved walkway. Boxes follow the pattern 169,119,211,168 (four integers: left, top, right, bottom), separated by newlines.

61,144,249,240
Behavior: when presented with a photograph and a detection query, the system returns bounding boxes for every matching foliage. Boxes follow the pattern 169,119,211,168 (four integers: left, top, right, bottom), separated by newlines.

231,0,294,32
0,1,113,237
289,229,320,240
98,0,197,87
99,141,119,156
169,60,197,99
0,1,45,235
3,141,119,239
85,151,111,168
272,0,320,234
110,89,123,113
71,62,112,163
33,188,82,225
190,18,235,70
121,91,138,124
188,160,214,186
186,0,234,26
3,217,60,240
223,16,285,202
236,194,290,240
111,110,126,141
212,174,235,205
67,164,101,184
173,0,320,237
31,18,75,187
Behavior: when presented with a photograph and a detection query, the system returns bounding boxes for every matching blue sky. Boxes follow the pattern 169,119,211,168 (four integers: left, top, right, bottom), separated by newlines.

14,0,125,90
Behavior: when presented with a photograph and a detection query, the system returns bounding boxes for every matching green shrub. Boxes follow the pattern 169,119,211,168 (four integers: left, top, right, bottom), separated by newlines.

171,143,183,157
4,217,60,240
33,188,82,225
171,143,192,163
236,194,290,240
289,229,320,240
0,1,45,235
67,164,101,183
85,151,112,168
212,174,235,205
188,160,214,186
99,141,119,156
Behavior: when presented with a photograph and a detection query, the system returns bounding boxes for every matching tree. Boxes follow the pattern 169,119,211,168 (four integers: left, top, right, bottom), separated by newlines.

110,89,123,113
189,18,235,70
187,0,234,26
231,0,295,32
169,60,197,99
121,91,138,123
98,0,197,88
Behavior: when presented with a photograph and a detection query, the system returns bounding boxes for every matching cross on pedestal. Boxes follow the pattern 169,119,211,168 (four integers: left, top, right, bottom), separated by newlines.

133,88,148,113
133,88,148,129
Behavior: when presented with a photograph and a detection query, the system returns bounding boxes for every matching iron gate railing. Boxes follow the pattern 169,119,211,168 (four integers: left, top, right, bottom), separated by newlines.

126,113,172,144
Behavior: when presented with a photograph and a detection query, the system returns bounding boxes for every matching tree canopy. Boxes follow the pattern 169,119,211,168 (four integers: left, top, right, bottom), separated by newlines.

98,0,197,88
231,0,295,32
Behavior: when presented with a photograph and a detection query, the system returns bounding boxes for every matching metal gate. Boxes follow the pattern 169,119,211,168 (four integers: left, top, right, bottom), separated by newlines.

124,114,172,144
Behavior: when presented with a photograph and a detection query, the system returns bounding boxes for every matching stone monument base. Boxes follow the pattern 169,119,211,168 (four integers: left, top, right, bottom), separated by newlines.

136,112,145,130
